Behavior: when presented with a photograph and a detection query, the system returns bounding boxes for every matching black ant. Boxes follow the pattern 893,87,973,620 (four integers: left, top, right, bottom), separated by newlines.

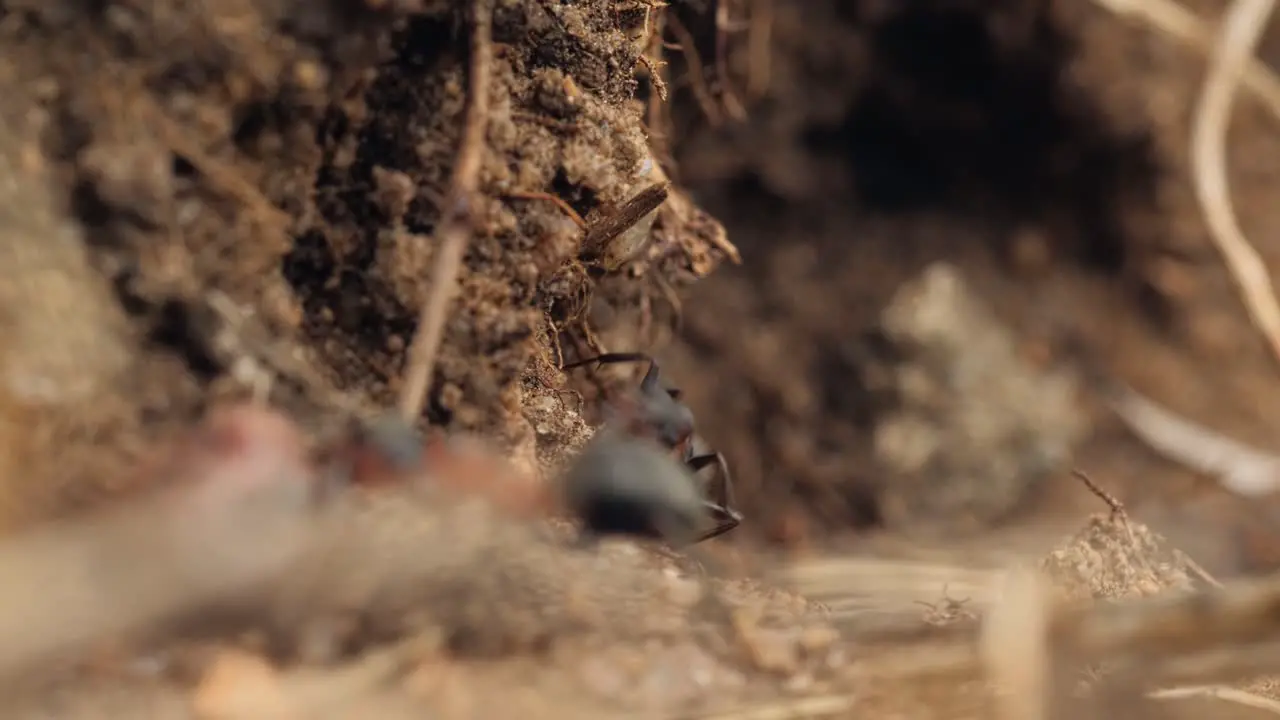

561,352,742,545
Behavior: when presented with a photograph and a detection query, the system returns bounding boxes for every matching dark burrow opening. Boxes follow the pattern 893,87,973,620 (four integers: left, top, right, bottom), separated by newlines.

679,0,1160,274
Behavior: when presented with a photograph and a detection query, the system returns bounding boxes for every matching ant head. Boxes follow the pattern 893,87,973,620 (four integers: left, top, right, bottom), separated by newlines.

569,353,698,450
609,387,694,449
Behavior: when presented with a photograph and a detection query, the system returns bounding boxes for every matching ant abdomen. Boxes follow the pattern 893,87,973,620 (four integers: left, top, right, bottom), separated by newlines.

562,432,706,545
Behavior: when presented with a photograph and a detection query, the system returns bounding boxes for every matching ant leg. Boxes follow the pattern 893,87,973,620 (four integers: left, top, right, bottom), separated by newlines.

560,352,666,394
634,357,663,395
691,502,742,544
686,451,743,543
560,352,652,371
686,452,737,509
686,452,720,473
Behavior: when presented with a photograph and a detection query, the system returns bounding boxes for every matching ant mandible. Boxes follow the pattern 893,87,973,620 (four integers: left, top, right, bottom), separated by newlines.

561,352,742,544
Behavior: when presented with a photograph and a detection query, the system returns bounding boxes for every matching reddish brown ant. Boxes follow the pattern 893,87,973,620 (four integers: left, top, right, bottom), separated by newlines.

561,352,742,545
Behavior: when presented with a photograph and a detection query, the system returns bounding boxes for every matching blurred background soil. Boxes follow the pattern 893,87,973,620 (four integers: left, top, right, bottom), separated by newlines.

3,0,1280,661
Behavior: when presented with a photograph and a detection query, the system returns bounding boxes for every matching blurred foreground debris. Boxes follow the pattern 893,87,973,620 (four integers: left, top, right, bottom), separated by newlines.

0,404,834,717
8,404,1280,717
0,405,318,678
780,506,1280,716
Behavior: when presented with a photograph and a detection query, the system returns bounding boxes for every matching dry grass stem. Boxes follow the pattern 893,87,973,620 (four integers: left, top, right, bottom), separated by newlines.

1089,0,1280,125
144,98,289,239
398,0,494,422
1086,0,1280,367
1104,381,1280,496
675,694,856,720
1190,0,1280,368
775,556,1001,606
1149,684,1280,713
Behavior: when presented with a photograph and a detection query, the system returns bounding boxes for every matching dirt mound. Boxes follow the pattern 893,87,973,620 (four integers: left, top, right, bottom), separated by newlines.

0,0,735,528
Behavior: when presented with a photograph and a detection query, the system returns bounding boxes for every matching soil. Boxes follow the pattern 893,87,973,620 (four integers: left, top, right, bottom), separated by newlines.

6,0,1280,715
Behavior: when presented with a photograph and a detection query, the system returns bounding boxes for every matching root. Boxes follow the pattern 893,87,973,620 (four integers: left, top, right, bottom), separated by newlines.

746,0,772,99
713,0,748,121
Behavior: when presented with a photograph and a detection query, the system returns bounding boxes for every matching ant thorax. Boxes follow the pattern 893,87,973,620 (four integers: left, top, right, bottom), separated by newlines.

641,390,696,447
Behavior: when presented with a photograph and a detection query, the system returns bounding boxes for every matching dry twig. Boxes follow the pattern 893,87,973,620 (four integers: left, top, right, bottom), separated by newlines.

581,182,671,263
1071,468,1126,519
641,3,673,158
1189,0,1280,367
1071,468,1173,584
152,110,290,238
398,0,494,422
1174,549,1225,589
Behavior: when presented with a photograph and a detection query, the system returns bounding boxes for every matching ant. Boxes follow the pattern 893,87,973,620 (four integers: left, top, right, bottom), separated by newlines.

561,352,742,545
